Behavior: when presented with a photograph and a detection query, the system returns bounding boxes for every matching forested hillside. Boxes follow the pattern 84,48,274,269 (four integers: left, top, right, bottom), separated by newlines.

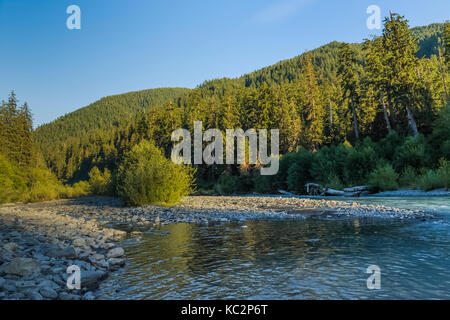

35,87,189,143
31,17,450,197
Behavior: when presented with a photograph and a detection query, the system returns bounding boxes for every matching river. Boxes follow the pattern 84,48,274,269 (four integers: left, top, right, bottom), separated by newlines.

98,197,450,299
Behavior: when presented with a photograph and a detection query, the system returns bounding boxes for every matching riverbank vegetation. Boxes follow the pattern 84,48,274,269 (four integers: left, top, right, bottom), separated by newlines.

2,14,450,205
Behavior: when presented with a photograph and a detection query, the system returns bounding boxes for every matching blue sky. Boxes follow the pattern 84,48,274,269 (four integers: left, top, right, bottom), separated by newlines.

1,0,449,126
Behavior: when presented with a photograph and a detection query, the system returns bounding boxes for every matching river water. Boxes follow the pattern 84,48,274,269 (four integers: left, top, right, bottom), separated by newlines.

99,197,450,300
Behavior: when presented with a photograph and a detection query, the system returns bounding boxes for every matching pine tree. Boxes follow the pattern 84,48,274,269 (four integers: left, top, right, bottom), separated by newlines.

301,53,324,151
0,91,20,163
338,43,361,141
440,21,450,103
382,12,420,136
256,82,275,130
17,102,34,166
444,21,450,70
277,85,301,153
220,93,239,130
364,37,393,132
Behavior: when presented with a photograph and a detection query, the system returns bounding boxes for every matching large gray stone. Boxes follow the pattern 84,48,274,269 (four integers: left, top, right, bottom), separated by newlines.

72,238,86,247
47,246,77,259
107,258,125,267
16,280,36,290
39,287,58,299
23,289,43,300
39,279,59,290
3,242,19,251
82,291,96,300
59,292,81,300
3,258,41,276
106,247,124,259
81,270,107,291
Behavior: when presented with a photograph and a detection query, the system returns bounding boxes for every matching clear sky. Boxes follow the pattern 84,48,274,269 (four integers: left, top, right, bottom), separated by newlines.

1,0,449,127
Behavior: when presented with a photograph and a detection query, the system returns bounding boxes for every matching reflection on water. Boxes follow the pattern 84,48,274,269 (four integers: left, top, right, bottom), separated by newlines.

99,198,450,300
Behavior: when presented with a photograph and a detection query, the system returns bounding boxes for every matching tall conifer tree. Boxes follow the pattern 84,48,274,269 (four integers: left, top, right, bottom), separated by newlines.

338,43,361,141
382,12,420,136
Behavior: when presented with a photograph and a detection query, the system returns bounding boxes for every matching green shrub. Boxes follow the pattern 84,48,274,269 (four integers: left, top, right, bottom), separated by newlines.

286,149,313,193
0,154,28,203
344,145,378,186
430,105,450,162
116,140,195,206
437,159,450,190
310,144,350,186
377,131,404,161
368,164,399,192
324,173,345,190
27,167,64,202
88,166,112,195
216,174,239,194
418,170,444,191
398,166,419,189
393,135,427,171
64,181,91,198
253,174,274,194
272,152,297,191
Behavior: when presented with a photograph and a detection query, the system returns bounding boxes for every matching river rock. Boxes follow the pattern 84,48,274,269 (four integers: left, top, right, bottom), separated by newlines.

59,292,81,300
101,243,116,250
81,270,107,291
47,246,77,259
3,242,19,251
107,258,125,267
39,287,58,299
23,289,43,300
82,291,96,300
72,238,86,247
4,258,41,276
39,279,59,290
88,253,105,262
16,280,36,290
106,247,124,258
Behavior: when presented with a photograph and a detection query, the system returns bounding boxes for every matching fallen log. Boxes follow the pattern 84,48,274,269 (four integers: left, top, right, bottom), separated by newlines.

344,186,368,193
323,188,345,196
344,191,361,197
278,190,294,196
305,183,322,195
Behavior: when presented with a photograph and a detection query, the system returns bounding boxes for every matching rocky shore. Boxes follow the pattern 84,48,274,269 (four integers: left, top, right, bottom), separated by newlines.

0,195,430,300
0,199,127,300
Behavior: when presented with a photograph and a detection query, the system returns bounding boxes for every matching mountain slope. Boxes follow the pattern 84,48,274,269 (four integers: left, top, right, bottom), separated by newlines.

36,23,444,144
35,87,190,144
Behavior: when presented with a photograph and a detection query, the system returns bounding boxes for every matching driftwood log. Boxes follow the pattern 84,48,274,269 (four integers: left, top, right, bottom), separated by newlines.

305,183,321,195
323,188,345,196
343,186,368,193
278,190,295,196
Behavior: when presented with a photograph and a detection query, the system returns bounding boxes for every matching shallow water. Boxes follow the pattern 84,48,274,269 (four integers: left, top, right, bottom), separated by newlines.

99,197,450,300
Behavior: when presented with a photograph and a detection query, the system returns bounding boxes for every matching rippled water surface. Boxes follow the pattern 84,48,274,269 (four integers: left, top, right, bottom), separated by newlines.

99,197,450,299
